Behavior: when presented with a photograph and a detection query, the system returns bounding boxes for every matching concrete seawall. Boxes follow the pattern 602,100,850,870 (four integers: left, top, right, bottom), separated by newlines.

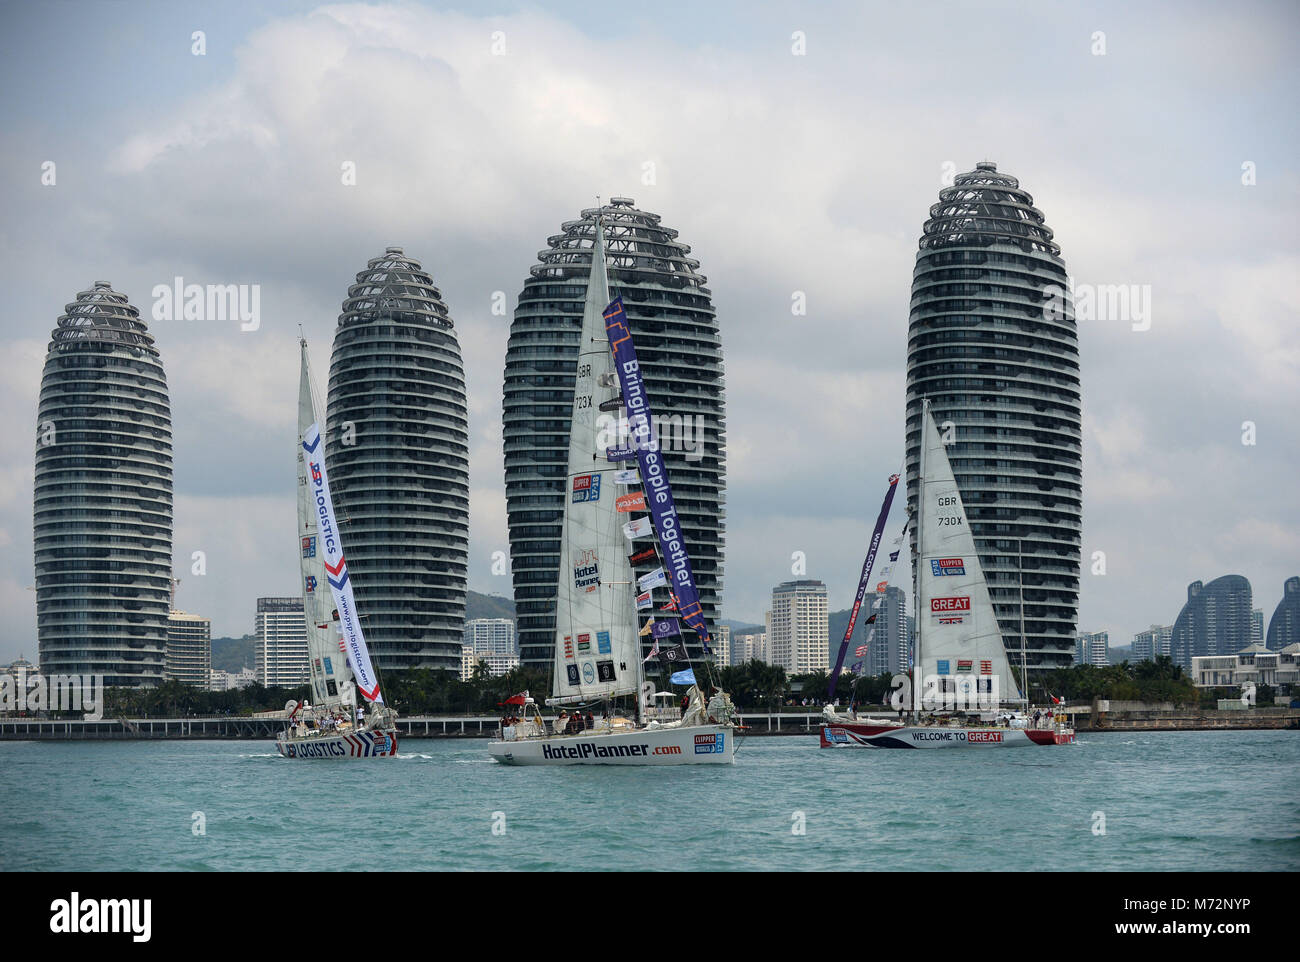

1079,708,1300,732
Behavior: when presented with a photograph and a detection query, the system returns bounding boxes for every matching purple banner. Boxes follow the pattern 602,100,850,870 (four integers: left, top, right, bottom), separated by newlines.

604,297,711,653
651,619,681,639
827,472,901,700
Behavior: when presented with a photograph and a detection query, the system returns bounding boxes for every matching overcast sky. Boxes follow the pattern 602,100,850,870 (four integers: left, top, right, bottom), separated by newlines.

1,0,1296,663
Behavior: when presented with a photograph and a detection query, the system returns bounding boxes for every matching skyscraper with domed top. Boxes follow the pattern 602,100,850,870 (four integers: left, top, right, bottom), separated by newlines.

325,249,469,672
503,198,726,669
34,282,173,686
906,162,1082,676
1266,577,1300,650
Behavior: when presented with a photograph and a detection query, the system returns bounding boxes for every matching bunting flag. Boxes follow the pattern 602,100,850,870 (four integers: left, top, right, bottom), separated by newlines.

628,546,657,567
622,517,653,540
827,470,903,702
651,619,681,639
643,638,660,662
636,591,652,610
615,492,647,513
670,668,697,686
604,296,712,653
614,469,639,484
658,642,689,664
639,620,654,637
638,567,667,591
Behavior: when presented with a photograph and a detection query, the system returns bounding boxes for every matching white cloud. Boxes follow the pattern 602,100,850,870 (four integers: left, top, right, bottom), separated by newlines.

1,1,1297,659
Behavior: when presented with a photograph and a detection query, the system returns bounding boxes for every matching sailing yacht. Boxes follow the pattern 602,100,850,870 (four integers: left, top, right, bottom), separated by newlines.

488,212,736,766
821,400,1074,748
276,338,398,759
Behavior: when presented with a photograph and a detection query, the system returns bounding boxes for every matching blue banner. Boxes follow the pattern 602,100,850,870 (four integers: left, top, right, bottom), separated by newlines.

604,297,711,653
827,471,901,701
670,669,697,687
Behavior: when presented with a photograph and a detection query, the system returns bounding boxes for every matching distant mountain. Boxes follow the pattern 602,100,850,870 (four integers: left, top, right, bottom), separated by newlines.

466,590,516,621
1108,645,1134,665
211,635,256,673
720,619,764,635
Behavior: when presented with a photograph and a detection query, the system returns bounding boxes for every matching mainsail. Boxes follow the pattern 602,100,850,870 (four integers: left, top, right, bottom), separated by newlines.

297,342,354,709
913,403,1019,707
550,217,641,705
300,351,384,705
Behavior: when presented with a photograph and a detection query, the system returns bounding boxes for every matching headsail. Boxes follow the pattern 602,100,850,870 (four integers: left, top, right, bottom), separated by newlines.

550,216,641,704
914,404,1019,707
298,341,355,708
827,470,902,700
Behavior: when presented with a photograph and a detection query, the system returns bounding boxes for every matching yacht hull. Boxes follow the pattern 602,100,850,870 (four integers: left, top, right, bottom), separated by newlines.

820,723,1074,748
489,723,735,765
276,727,399,759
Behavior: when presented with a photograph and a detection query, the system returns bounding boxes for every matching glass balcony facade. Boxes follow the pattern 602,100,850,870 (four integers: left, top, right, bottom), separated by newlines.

503,199,726,669
325,249,469,672
906,163,1082,674
34,282,173,686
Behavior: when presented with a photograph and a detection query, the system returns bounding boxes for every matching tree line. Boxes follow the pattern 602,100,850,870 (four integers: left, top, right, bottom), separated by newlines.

35,654,1212,719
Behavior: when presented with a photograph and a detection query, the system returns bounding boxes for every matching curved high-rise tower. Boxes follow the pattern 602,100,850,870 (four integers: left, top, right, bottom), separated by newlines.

325,248,469,672
504,198,726,668
906,162,1082,675
34,281,173,685
1171,575,1253,669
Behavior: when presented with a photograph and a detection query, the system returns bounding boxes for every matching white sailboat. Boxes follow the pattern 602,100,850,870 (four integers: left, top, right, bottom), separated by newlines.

488,212,737,766
821,399,1074,748
276,338,399,759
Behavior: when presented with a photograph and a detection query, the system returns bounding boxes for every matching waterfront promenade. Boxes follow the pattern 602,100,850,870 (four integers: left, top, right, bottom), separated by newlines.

2,708,1297,740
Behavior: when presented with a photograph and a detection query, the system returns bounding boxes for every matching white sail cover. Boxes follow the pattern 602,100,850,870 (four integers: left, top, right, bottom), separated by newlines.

551,217,641,704
301,393,384,705
297,343,354,708
914,406,1020,706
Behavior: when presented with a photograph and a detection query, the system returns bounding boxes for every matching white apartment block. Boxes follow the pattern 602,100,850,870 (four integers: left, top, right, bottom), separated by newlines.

463,618,517,656
255,597,309,688
768,580,829,675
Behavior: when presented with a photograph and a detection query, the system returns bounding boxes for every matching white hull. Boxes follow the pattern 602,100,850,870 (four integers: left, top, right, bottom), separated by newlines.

275,726,398,759
821,722,1074,749
489,723,735,766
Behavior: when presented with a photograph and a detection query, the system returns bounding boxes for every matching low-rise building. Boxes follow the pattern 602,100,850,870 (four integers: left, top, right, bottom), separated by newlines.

1192,642,1300,693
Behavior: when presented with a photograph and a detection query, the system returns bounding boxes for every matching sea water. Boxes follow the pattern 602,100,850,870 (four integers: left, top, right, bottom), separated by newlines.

1,730,1296,871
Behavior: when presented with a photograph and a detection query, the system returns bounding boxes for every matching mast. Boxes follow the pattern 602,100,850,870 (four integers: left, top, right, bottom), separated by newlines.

913,399,928,714
1018,537,1028,706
